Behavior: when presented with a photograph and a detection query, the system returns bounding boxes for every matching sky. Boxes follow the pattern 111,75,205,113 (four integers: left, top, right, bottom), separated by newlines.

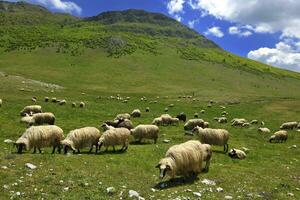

7,0,300,72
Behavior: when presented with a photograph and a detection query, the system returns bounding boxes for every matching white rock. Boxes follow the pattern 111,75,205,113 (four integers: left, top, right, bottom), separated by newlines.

25,163,37,170
59,180,64,184
63,187,69,191
1,166,8,169
129,190,140,199
84,183,89,186
151,188,156,192
106,187,116,194
201,179,216,186
163,139,170,143
287,192,294,197
4,139,14,144
288,145,297,149
216,187,224,192
16,192,21,196
186,189,192,192
3,184,9,189
193,192,201,197
225,195,233,199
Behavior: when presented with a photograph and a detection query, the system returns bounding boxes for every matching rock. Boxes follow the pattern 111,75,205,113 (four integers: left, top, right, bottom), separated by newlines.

84,183,89,187
16,192,21,196
216,187,224,192
225,195,233,199
287,192,294,197
25,163,37,170
193,192,202,197
201,179,216,186
296,188,300,191
63,187,69,191
151,188,156,192
163,139,170,143
185,189,192,192
106,187,116,194
4,139,14,144
129,190,144,199
3,184,9,189
1,166,8,169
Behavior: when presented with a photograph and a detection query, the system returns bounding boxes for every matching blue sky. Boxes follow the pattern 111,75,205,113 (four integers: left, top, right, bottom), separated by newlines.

8,0,300,72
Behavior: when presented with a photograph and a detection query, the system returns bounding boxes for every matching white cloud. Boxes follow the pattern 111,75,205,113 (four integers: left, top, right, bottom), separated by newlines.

205,26,224,38
228,26,252,37
167,0,185,15
186,0,300,39
8,0,82,14
174,14,182,22
187,19,198,28
248,41,300,72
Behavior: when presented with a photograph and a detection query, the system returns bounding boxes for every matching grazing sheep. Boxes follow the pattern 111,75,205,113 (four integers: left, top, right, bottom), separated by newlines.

160,114,173,125
156,140,206,180
169,104,174,107
200,110,205,114
194,113,199,118
203,121,210,128
72,102,76,108
101,123,115,131
218,117,227,124
170,118,180,126
221,111,228,116
199,144,212,172
15,125,64,154
145,107,150,112
152,117,163,126
207,103,212,108
193,126,229,152
250,120,258,124
242,122,250,128
176,112,186,122
184,119,205,131
269,130,288,143
118,118,134,130
31,97,37,102
0,99,2,107
61,127,101,154
130,125,159,143
97,128,130,152
220,106,226,110
79,102,85,108
228,149,246,159
164,107,169,112
258,127,271,134
59,99,66,105
280,122,298,130
20,105,42,116
21,112,55,126
131,109,141,118
51,97,57,103
115,113,131,120
231,118,247,126
44,97,49,102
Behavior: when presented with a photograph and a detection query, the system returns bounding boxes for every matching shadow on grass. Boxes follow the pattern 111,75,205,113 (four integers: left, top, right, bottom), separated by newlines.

153,174,199,190
96,150,127,155
129,141,154,145
212,149,227,154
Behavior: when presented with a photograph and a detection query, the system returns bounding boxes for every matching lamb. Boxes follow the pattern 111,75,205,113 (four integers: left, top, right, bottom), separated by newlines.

192,126,229,152
242,122,250,128
269,130,288,143
130,125,159,143
20,105,42,116
221,111,228,116
61,127,101,154
228,149,246,159
115,113,131,120
79,102,85,108
258,127,271,134
20,112,55,126
15,125,64,154
97,128,130,152
156,140,208,180
176,112,186,122
218,117,227,124
131,109,141,118
184,119,205,131
280,122,298,130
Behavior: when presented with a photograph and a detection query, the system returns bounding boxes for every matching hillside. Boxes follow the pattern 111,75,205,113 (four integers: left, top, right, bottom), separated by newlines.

0,1,300,200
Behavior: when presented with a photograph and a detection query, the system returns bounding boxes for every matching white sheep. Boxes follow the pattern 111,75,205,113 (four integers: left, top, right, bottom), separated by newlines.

72,102,76,107
204,121,210,128
59,99,66,105
193,126,229,152
131,109,141,118
258,127,271,134
15,125,64,154
20,105,42,116
184,119,205,131
218,117,227,123
250,120,258,124
152,117,163,126
101,123,115,131
269,130,288,143
130,125,159,144
51,97,57,103
156,140,207,180
61,127,101,154
79,102,85,108
280,122,298,130
20,112,55,126
115,113,131,120
170,118,179,126
228,148,246,159
44,97,49,102
231,118,247,126
97,128,130,152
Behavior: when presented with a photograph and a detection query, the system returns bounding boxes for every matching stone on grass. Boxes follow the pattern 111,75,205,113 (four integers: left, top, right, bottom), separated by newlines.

25,163,37,170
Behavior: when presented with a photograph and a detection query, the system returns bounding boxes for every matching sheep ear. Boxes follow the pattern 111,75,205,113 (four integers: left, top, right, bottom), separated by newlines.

155,164,160,168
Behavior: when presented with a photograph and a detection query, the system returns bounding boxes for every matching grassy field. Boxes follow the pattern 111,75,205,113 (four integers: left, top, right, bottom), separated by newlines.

0,48,300,200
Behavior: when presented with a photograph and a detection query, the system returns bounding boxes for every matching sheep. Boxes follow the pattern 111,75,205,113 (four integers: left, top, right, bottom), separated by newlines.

51,97,57,103
152,117,163,126
115,113,131,120
192,126,229,152
298,123,300,129
207,103,212,108
164,107,169,112
131,109,141,118
79,102,85,108
97,128,130,152
261,121,265,126
194,113,199,118
15,125,64,154
220,106,226,110
145,107,150,112
118,118,134,129
250,120,258,125
130,125,159,144
221,111,228,116
20,112,55,126
44,97,49,102
176,112,186,122
61,127,101,154
242,122,250,128
199,144,213,172
184,119,205,131
59,99,66,105
72,102,76,108
280,122,298,130
269,130,288,143
218,117,227,124
203,121,210,128
20,105,42,116
156,140,207,180
258,127,271,134
169,104,174,108
160,114,173,125
231,118,247,126
200,110,205,114
101,123,115,131
31,97,37,102
228,149,246,159
170,118,179,126
0,99,2,107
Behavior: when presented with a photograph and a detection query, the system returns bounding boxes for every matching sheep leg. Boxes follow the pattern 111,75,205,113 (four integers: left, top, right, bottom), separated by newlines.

154,138,157,144
52,146,56,154
224,144,229,153
113,146,116,152
77,149,80,154
57,146,61,154
38,148,42,153
33,147,37,154
89,146,93,153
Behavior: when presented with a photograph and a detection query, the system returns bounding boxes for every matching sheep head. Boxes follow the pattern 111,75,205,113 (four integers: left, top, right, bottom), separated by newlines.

156,158,174,179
